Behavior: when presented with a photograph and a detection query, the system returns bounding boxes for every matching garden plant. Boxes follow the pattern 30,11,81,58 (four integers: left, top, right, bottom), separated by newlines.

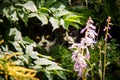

0,0,120,80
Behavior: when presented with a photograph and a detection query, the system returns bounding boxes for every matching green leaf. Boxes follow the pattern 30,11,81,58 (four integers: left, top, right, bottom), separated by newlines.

9,28,23,41
53,9,71,17
46,64,64,70
3,7,11,20
28,13,48,25
44,69,53,80
38,54,54,60
34,58,57,65
25,43,39,59
44,0,57,7
65,16,83,25
70,23,80,29
49,17,59,30
23,1,37,12
23,36,34,43
55,70,67,80
39,7,51,13
18,12,28,26
11,41,22,52
62,20,70,30
11,11,19,21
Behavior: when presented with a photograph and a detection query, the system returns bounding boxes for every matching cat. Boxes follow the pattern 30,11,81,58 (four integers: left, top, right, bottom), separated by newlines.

28,20,80,52
29,24,57,52
35,31,56,52
55,26,80,45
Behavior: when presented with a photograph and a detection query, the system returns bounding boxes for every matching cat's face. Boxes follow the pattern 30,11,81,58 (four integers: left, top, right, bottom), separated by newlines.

35,33,56,52
56,26,80,44
30,25,56,52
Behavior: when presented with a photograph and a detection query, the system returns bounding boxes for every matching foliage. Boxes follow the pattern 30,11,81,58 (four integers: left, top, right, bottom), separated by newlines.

0,0,120,80
0,52,38,80
0,27,67,80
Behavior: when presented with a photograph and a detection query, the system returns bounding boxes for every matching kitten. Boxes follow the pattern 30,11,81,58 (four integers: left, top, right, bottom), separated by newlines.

35,31,56,52
29,24,56,52
55,26,80,45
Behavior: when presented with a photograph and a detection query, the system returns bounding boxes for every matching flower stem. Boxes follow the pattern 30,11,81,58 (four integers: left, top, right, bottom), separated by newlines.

84,57,94,80
98,43,102,80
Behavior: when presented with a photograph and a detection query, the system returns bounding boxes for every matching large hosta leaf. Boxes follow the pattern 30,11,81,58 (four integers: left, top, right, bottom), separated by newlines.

29,13,48,25
23,1,37,12
44,69,53,80
49,17,59,30
11,11,19,21
11,41,23,52
55,70,67,80
9,28,23,41
18,12,28,26
25,43,39,59
46,64,64,70
34,58,57,65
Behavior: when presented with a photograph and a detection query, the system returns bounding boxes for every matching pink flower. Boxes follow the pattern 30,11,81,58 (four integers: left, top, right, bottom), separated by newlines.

71,50,79,61
80,17,96,34
86,47,90,59
70,17,97,78
73,54,87,77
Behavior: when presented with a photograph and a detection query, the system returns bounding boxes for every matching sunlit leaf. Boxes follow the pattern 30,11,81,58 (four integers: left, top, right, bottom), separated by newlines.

29,13,48,25
55,70,67,80
23,1,37,12
11,11,19,21
53,9,71,17
25,43,39,59
9,28,23,41
23,36,34,43
44,0,57,7
44,69,53,80
38,54,54,60
3,7,11,19
34,58,57,65
11,41,22,52
18,12,28,26
49,17,59,30
46,64,64,70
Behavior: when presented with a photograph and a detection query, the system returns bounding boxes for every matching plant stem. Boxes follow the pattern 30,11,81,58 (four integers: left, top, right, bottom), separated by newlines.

98,43,102,80
84,58,94,80
103,42,107,80
103,16,111,80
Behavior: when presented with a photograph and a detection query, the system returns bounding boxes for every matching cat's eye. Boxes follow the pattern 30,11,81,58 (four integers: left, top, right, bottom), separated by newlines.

36,36,40,39
45,35,50,39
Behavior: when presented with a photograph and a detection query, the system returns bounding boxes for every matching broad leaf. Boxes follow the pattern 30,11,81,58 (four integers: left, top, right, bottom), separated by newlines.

23,1,37,12
34,58,57,65
25,43,39,59
44,69,53,80
29,13,48,25
18,12,28,26
11,11,19,21
9,28,23,41
49,17,59,30
11,41,22,52
55,70,67,80
46,64,64,70
23,36,34,43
